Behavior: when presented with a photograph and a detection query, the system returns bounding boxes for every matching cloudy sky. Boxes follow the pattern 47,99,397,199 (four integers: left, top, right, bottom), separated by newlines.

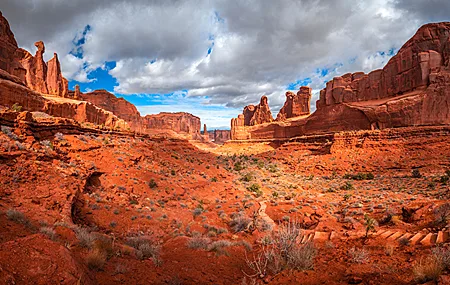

2,0,449,129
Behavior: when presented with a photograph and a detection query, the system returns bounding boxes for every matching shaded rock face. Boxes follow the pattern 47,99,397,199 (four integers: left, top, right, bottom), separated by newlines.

231,22,450,140
0,11,26,82
0,78,129,130
144,112,200,135
242,96,274,126
81,89,143,131
208,130,231,144
277,86,312,121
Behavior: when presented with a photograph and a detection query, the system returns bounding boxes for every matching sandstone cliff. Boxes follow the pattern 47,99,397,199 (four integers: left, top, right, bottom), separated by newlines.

80,89,143,131
231,22,450,140
277,86,312,121
143,112,200,136
242,95,274,126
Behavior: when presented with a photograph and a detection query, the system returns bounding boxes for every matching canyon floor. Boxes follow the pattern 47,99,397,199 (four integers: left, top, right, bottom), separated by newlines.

1,115,450,285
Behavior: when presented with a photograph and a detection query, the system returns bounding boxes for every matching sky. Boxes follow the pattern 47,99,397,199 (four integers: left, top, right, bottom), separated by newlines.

1,0,450,129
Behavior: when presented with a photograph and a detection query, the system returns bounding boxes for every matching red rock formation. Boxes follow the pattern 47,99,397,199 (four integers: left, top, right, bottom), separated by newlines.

0,11,26,82
74,84,80,100
231,22,450,141
212,130,231,144
143,112,200,136
241,95,273,126
19,41,48,94
0,78,129,130
277,86,312,121
80,89,142,131
46,53,68,97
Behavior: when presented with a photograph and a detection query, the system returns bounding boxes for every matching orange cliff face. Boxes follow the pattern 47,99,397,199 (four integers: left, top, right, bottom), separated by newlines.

0,12,207,138
80,89,143,131
231,22,450,141
143,112,201,137
276,86,312,121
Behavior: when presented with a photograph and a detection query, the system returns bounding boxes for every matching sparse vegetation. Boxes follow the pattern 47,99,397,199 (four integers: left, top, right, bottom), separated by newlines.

412,169,422,178
343,172,374,180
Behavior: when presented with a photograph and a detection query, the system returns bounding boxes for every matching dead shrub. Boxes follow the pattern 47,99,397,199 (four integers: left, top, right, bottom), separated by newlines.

229,212,252,233
413,256,443,283
86,249,106,271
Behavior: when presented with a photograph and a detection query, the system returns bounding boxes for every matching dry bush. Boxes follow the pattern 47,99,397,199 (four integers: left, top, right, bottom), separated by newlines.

86,249,106,271
40,226,57,240
187,236,211,249
413,256,443,283
75,228,96,248
433,203,450,227
127,236,160,263
432,247,450,269
6,209,29,225
287,242,316,270
229,212,252,233
93,237,114,259
348,247,370,264
244,221,316,278
384,243,394,256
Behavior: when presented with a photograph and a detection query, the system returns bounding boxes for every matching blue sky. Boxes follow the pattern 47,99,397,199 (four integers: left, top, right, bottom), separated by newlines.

4,1,447,130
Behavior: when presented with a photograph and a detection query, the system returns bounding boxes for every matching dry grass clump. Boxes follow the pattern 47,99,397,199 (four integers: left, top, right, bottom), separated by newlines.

244,221,316,279
413,247,450,283
126,236,161,264
348,247,370,264
86,249,107,271
187,236,211,250
229,212,252,233
75,227,96,248
40,226,57,240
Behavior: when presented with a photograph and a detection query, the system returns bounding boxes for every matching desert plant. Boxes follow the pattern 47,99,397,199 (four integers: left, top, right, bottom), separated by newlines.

229,212,252,233
40,226,57,240
75,227,96,248
413,255,443,283
343,172,374,180
187,236,211,249
412,169,422,178
340,181,354,190
11,103,22,112
247,183,263,197
348,247,369,264
148,179,158,189
86,249,106,271
364,214,377,238
433,203,450,227
126,236,160,262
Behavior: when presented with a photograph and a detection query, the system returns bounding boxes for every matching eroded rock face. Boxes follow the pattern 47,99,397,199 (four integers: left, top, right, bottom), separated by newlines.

0,11,26,82
213,130,231,144
81,89,142,131
46,53,68,97
0,78,129,130
277,86,312,121
19,41,49,94
231,22,450,140
241,96,273,126
144,112,200,135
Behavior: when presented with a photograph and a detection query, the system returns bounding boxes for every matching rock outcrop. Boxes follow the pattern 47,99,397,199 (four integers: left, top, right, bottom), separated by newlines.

0,11,26,83
277,86,312,121
80,89,143,131
242,95,274,126
212,130,231,144
46,53,67,97
144,112,201,136
19,41,49,94
231,22,450,141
